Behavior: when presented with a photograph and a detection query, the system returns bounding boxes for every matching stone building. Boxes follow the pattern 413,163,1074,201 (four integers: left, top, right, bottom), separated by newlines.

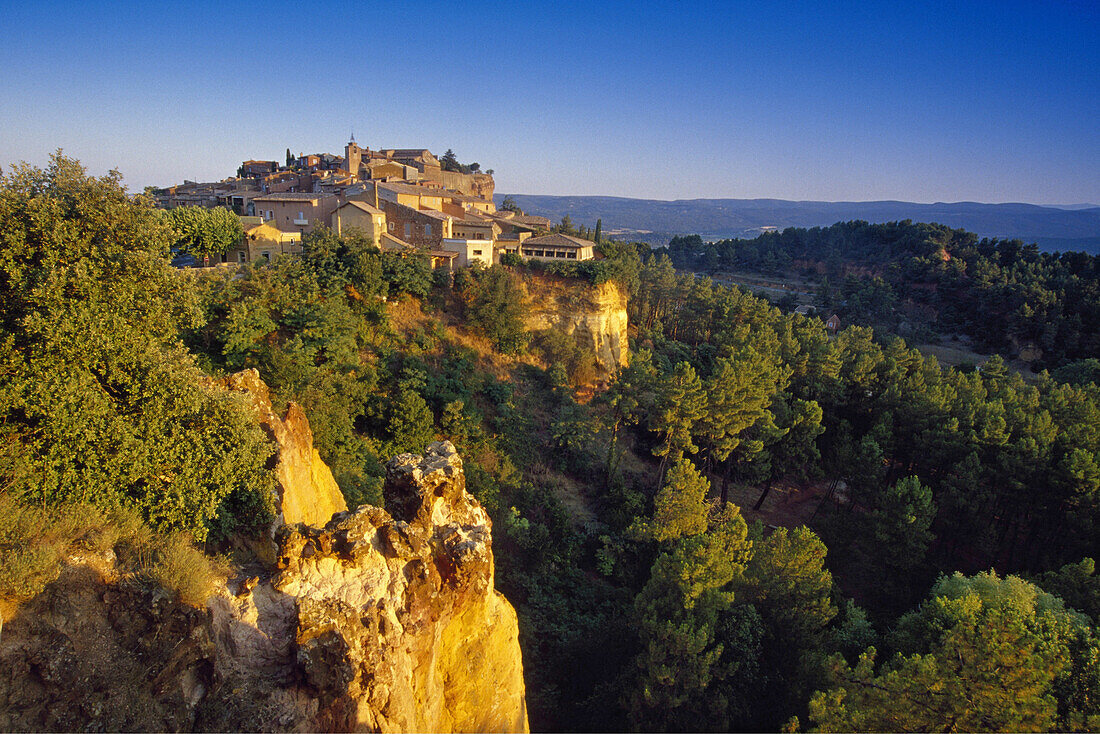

379,200,453,249
331,200,387,242
252,193,340,235
441,238,494,269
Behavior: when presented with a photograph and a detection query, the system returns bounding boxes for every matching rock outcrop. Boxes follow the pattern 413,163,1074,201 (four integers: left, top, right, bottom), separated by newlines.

220,368,347,527
269,442,527,732
0,441,528,733
522,272,629,375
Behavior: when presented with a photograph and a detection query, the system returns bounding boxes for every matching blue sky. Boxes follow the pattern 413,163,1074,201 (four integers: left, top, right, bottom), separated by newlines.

1,0,1097,204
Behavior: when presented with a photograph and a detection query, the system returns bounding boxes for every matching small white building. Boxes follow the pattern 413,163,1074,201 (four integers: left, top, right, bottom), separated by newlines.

441,238,494,268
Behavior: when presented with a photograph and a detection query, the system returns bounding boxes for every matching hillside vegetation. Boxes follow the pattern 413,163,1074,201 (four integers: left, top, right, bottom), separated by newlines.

3,156,1100,732
664,220,1100,371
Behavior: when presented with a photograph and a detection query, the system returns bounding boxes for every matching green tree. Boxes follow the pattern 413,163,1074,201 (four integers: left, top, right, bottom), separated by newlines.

500,195,523,214
738,525,837,727
811,571,1092,732
0,154,275,540
382,251,432,298
440,148,461,172
869,475,936,572
463,265,528,354
630,458,711,543
165,204,243,258
651,362,707,485
630,501,753,731
1037,557,1100,622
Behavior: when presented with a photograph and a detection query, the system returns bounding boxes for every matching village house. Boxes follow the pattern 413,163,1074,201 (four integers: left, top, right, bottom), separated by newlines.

240,160,277,178
377,181,445,212
519,233,596,261
241,221,303,262
160,140,507,271
451,217,500,241
441,238,494,269
378,199,453,248
331,200,386,242
252,192,341,234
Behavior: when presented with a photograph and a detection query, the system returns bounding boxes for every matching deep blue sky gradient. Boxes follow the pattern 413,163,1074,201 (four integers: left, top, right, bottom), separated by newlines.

1,0,1096,203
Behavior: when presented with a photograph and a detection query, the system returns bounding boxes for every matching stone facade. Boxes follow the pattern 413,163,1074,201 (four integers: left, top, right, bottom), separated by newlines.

380,200,452,249
252,193,340,235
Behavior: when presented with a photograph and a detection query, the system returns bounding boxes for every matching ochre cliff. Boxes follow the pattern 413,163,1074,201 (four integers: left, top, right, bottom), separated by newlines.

220,368,347,527
522,271,629,374
271,442,527,732
0,440,528,733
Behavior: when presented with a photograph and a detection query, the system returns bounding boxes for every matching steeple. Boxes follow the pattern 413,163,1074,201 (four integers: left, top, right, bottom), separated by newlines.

345,136,363,178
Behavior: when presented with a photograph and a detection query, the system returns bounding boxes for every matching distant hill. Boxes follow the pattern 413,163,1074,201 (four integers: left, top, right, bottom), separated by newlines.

497,195,1100,253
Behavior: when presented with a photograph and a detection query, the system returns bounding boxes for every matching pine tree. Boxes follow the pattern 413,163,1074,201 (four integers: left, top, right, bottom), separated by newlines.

651,362,707,486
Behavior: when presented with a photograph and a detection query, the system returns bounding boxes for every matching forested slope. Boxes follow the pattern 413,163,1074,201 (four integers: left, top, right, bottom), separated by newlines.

665,221,1100,371
3,157,1100,732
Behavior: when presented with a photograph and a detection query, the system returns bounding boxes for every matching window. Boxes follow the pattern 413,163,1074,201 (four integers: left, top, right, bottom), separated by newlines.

568,252,577,259
297,211,304,220
426,224,432,237
405,223,412,237
473,249,482,256
389,222,394,231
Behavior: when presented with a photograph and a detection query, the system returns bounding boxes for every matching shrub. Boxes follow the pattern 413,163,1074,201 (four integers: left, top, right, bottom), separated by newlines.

463,266,529,355
0,494,228,606
142,532,229,607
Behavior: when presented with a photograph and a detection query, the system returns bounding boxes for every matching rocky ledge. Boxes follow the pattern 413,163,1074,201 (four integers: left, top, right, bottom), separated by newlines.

0,441,528,733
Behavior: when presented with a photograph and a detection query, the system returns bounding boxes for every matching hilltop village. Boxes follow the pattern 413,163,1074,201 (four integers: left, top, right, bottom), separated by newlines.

152,140,597,268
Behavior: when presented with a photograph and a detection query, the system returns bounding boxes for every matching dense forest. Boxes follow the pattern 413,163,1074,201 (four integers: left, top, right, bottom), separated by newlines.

4,157,1100,732
664,221,1100,371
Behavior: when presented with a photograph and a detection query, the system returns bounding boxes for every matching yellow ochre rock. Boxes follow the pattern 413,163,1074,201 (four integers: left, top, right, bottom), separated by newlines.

522,272,629,375
220,368,347,527
271,441,528,732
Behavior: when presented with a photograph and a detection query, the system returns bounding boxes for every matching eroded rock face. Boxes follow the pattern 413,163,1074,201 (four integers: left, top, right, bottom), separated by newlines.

523,273,629,375
220,368,348,527
270,441,527,732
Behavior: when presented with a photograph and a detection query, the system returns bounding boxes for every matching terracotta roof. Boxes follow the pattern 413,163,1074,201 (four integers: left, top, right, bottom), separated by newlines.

455,214,493,224
514,215,552,226
417,209,453,221
380,233,414,252
378,182,448,198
